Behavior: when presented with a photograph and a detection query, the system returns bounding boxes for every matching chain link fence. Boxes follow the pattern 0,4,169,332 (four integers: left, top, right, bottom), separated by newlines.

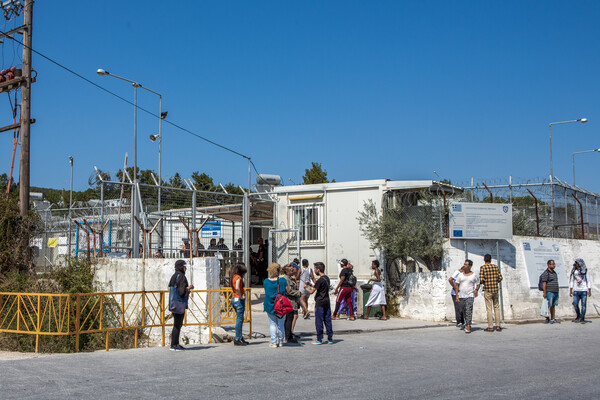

32,181,274,283
454,176,600,240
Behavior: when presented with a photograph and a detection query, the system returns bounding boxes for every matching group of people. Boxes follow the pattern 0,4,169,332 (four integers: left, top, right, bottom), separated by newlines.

449,254,592,334
229,257,388,347
540,257,592,324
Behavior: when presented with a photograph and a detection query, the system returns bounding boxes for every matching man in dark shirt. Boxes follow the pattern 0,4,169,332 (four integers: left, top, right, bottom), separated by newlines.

304,262,333,344
542,259,560,324
333,259,356,320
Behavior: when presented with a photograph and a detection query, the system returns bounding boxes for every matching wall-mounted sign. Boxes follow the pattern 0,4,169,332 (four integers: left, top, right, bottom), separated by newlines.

449,202,513,240
201,221,222,238
521,239,568,288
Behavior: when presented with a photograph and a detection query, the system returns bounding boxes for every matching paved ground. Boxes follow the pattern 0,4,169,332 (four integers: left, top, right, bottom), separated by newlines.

2,316,599,399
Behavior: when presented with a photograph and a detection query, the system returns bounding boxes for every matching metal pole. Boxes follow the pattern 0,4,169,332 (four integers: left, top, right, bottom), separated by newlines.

132,84,140,258
242,192,250,288
549,124,554,238
68,157,73,257
248,158,251,192
158,96,163,250
596,197,600,240
496,240,504,322
100,182,104,255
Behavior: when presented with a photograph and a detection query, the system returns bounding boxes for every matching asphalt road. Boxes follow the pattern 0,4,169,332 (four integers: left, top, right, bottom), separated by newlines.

1,320,599,399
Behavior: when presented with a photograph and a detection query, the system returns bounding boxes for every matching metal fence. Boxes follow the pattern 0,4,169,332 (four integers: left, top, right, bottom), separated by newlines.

0,288,252,352
455,176,600,240
32,181,275,278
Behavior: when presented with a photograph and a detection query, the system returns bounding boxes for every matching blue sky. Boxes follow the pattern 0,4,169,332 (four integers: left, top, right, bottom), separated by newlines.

1,1,599,193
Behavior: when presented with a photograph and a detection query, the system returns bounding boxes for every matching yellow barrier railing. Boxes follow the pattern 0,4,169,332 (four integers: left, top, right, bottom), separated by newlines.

0,288,252,352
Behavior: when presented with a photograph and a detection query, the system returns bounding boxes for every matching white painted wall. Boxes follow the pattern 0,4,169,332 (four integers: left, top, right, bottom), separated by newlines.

397,237,600,322
94,257,221,343
273,186,383,279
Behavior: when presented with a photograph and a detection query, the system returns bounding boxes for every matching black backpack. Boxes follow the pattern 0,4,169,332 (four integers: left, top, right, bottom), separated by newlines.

346,270,357,287
538,271,545,291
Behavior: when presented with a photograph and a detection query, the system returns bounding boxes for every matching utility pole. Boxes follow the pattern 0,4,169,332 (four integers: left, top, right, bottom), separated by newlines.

19,0,33,215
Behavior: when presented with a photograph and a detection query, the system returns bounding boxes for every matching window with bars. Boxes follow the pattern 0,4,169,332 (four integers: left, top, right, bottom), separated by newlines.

290,203,324,244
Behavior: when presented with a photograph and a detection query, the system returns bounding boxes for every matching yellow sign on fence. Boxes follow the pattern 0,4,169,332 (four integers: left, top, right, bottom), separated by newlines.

47,238,58,248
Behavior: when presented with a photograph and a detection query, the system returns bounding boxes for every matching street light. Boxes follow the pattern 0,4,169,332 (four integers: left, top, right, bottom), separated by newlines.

572,148,600,186
549,118,588,236
97,68,164,257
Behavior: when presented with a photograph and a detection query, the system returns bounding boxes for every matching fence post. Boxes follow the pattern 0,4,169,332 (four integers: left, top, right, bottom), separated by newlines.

208,290,212,344
247,288,252,339
35,294,40,353
161,291,165,347
75,294,80,352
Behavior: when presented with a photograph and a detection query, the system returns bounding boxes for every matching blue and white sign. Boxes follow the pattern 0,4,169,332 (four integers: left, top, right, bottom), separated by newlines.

521,239,568,288
201,221,222,238
449,202,513,240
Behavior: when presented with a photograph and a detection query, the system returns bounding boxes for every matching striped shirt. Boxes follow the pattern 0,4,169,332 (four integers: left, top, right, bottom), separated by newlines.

541,269,559,293
479,263,503,294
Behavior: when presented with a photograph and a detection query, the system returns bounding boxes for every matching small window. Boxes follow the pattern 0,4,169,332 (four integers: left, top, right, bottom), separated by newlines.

289,203,324,244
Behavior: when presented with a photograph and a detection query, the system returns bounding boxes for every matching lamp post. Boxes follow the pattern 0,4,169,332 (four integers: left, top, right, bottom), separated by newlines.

68,156,73,257
548,118,587,236
572,148,600,186
97,68,164,257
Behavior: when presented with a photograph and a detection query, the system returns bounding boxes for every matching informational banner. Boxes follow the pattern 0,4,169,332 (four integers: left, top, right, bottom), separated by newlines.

449,202,513,239
76,220,112,253
521,239,568,288
201,221,222,238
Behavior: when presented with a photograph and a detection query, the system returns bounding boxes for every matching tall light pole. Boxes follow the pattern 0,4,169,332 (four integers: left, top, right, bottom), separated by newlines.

97,68,163,257
68,156,73,257
549,118,587,236
572,148,600,186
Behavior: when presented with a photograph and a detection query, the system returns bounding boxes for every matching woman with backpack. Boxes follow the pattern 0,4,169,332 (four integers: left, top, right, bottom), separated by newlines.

263,263,288,347
168,260,194,351
231,262,249,346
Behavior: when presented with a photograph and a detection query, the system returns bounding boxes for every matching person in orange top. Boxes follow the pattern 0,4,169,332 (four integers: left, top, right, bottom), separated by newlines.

231,262,249,346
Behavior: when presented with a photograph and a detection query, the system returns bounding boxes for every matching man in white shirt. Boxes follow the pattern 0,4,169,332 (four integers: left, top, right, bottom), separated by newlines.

448,264,465,328
454,260,480,334
569,258,592,324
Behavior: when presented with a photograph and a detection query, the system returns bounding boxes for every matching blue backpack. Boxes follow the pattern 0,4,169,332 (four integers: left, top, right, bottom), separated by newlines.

169,274,189,314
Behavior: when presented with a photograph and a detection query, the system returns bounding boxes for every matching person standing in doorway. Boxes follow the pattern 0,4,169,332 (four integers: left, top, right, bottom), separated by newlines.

479,254,503,332
448,263,465,328
333,259,356,321
231,262,249,346
364,260,387,320
304,262,333,345
542,260,560,324
168,260,193,351
256,238,268,283
454,260,479,334
569,258,592,324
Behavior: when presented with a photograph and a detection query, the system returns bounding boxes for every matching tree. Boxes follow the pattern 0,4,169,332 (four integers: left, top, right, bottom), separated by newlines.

168,173,186,189
358,190,444,271
191,172,215,191
302,162,331,184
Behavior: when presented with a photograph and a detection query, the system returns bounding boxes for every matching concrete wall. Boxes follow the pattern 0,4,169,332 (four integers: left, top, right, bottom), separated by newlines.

94,257,221,343
396,237,600,322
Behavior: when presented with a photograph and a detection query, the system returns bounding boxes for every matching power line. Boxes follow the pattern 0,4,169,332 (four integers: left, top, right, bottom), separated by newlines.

0,29,255,164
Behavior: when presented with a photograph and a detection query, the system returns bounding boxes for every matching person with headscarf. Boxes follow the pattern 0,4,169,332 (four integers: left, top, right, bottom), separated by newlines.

569,258,592,324
168,260,193,351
